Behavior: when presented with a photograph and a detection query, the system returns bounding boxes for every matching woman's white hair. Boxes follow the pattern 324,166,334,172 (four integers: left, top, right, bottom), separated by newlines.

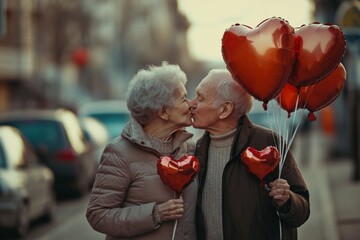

210,69,253,118
126,61,187,125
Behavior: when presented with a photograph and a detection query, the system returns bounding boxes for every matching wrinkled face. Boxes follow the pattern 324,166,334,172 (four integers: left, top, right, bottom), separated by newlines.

190,74,221,131
166,81,192,128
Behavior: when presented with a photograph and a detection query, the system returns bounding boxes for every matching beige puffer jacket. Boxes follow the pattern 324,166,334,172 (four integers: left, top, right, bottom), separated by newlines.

86,119,197,240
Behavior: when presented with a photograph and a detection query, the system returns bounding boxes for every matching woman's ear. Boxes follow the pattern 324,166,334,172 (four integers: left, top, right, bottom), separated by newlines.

218,101,234,119
158,106,169,120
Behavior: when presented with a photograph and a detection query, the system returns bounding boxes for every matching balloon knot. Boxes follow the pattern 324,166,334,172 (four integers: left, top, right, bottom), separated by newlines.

262,102,268,111
308,112,317,121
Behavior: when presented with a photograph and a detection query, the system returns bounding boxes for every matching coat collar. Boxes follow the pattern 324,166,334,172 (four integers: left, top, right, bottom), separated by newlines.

231,115,254,159
121,118,193,156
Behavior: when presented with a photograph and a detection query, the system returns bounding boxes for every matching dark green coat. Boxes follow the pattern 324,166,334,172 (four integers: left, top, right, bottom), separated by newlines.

195,115,310,240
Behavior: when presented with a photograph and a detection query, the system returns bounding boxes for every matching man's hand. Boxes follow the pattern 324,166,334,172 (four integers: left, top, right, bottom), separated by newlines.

269,178,290,207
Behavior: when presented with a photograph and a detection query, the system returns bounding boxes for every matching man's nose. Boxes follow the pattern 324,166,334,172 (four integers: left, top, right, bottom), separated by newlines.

188,98,197,110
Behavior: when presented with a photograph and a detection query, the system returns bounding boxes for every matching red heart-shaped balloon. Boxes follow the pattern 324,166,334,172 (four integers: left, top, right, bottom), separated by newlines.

157,155,199,194
304,63,346,113
278,63,346,121
276,83,303,115
240,146,280,184
289,22,346,87
222,17,296,103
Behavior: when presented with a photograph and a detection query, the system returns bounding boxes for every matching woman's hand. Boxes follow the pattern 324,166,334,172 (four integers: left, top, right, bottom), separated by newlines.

157,198,184,222
269,178,290,207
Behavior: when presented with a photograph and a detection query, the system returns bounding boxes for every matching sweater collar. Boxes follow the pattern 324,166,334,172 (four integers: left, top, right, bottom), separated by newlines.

196,115,254,160
209,128,237,148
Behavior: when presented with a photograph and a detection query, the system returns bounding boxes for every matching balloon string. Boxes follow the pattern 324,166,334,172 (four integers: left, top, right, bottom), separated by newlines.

302,86,315,111
266,103,278,150
278,211,282,240
266,97,304,178
269,99,285,179
266,105,278,147
172,220,178,240
171,192,180,240
273,101,285,178
266,100,283,178
281,94,306,174
291,94,300,133
272,95,305,240
284,114,303,158
268,100,283,151
280,95,295,176
279,113,286,177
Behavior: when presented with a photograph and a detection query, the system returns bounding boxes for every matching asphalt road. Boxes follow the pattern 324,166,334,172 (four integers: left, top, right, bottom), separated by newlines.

1,192,104,240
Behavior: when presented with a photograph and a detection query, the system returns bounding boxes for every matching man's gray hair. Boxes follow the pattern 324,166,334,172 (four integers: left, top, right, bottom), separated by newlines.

126,61,187,125
210,69,253,118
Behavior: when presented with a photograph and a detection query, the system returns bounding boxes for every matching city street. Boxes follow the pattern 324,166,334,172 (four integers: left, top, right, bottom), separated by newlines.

34,195,104,240
0,193,104,240
0,1,359,240
0,126,359,240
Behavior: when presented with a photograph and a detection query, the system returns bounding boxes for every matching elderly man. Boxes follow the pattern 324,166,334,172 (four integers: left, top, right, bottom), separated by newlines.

190,69,310,240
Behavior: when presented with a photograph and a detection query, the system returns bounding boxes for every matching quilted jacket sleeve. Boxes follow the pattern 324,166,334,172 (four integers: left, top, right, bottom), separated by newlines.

86,142,158,237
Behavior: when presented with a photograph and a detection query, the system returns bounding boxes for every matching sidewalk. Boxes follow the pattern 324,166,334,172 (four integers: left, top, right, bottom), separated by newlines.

294,129,360,240
327,159,360,240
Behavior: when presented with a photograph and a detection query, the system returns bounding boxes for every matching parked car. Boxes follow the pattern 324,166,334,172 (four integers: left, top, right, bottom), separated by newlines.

78,100,131,140
0,126,56,238
0,108,97,196
80,117,109,166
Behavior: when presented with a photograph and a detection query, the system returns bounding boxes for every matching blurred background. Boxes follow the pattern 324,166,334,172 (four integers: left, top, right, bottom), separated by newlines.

0,0,359,239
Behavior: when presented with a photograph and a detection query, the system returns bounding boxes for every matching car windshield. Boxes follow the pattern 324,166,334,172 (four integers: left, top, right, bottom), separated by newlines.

0,120,67,151
87,113,130,139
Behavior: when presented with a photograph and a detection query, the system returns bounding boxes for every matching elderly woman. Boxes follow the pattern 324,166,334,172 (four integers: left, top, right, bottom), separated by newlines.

86,62,197,240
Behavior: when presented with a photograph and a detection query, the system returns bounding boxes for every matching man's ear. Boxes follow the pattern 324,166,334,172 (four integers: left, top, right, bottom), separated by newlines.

218,101,234,119
158,106,169,120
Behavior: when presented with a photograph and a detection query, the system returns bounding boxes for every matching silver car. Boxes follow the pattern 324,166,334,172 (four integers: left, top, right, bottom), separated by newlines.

0,126,56,238
0,108,97,196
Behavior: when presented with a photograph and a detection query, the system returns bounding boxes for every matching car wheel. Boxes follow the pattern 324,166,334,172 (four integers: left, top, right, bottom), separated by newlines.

14,201,29,237
42,190,56,222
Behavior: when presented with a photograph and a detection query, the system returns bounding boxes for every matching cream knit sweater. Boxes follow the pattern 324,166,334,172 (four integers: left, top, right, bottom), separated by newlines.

202,129,236,239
